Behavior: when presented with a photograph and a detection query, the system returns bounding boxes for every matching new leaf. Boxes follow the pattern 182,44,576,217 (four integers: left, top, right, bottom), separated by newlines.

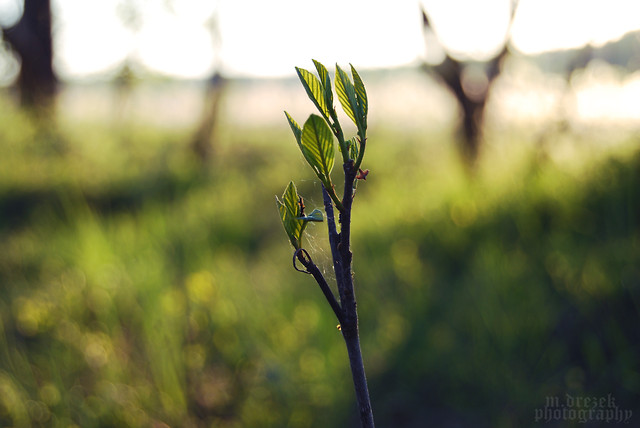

351,64,368,129
284,111,302,149
296,67,331,122
301,114,335,187
276,182,305,249
335,64,367,140
313,60,334,117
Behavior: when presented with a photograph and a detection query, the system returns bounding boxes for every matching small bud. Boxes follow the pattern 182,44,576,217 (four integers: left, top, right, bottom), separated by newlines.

356,168,369,180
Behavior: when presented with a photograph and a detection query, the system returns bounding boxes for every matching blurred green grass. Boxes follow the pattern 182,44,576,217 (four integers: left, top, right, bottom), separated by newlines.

1,96,639,427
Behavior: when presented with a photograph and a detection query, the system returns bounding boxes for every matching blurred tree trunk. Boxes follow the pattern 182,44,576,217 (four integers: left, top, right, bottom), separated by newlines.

190,72,226,162
190,10,225,163
423,49,507,163
2,0,57,110
421,3,517,166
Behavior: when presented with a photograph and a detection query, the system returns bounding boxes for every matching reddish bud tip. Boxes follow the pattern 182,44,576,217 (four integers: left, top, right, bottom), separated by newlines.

356,168,370,180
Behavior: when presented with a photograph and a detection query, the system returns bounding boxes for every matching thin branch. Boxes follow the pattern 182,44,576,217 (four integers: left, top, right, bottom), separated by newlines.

338,161,357,313
322,185,347,304
336,161,374,427
321,185,340,242
330,108,349,162
292,249,312,274
344,330,375,427
354,137,367,172
324,181,345,212
294,248,344,325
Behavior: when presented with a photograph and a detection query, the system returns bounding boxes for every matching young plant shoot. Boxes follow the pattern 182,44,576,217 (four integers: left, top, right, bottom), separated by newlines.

276,60,374,428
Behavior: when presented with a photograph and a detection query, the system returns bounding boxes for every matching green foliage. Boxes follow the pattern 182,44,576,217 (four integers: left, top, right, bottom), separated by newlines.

312,60,334,118
275,181,325,250
284,111,303,148
347,136,360,161
295,66,331,123
276,181,306,249
281,60,370,244
300,114,335,188
335,64,367,140
351,65,368,121
293,60,368,166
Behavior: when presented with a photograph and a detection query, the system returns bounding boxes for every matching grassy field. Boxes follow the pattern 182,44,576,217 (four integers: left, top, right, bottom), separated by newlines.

1,93,639,427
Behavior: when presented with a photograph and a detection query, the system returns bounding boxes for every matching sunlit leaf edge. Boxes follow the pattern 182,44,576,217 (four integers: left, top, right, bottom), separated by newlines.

296,67,330,120
301,114,335,183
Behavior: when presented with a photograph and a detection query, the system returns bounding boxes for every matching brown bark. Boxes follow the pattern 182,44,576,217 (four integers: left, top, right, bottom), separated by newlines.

2,0,57,108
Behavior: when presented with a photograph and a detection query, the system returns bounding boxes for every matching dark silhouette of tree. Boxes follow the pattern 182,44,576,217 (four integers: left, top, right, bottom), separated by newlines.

421,1,518,165
1,0,57,109
190,71,225,162
112,0,142,125
190,10,226,163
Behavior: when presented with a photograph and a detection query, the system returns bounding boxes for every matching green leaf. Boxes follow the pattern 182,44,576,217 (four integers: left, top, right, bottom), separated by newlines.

276,182,305,249
296,67,330,120
351,64,368,124
284,111,302,148
335,65,361,129
347,136,359,160
301,114,335,184
298,208,324,222
313,59,333,113
313,60,329,88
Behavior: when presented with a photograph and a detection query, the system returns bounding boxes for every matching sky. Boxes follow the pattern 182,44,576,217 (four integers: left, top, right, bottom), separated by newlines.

1,0,639,80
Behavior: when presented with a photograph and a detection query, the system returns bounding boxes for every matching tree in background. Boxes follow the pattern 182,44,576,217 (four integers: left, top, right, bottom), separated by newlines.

1,0,57,110
421,1,518,166
190,8,226,163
